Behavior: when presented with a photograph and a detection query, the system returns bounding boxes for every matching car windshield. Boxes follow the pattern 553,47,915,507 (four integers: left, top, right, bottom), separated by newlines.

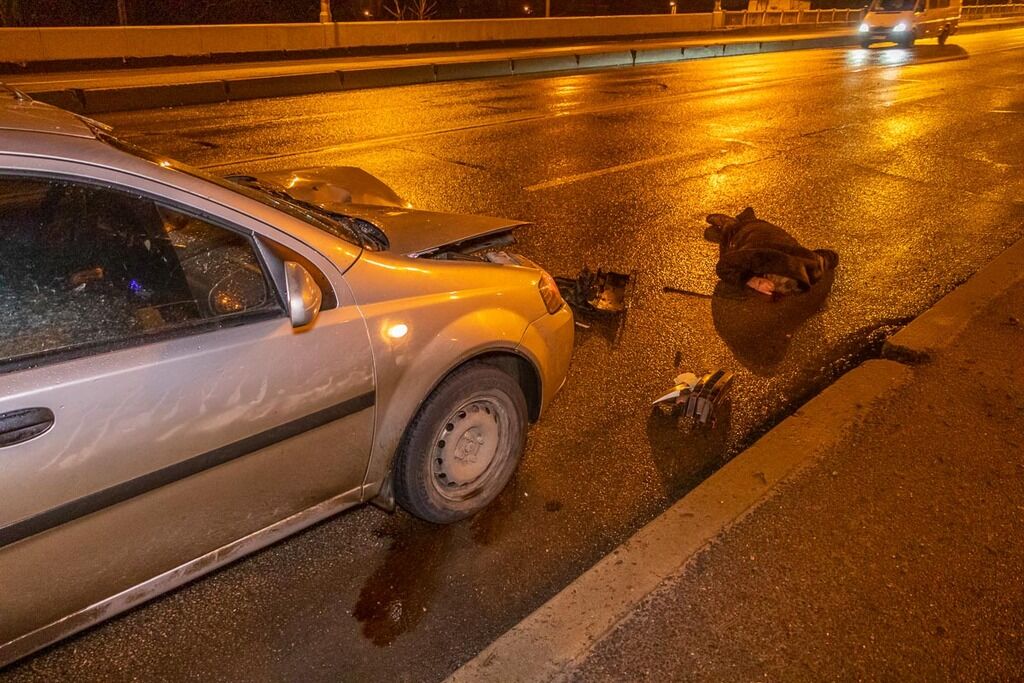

870,0,917,10
97,131,366,248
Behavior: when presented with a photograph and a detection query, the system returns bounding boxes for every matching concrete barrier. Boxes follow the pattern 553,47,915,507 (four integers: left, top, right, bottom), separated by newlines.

122,26,204,58
340,64,436,90
758,39,797,52
37,26,130,61
333,14,714,49
225,72,343,101
512,55,579,74
435,59,513,81
0,29,43,64
578,50,635,69
723,41,760,56
32,89,84,113
0,14,715,65
2,8,1014,65
80,81,229,113
633,47,685,64
682,44,726,59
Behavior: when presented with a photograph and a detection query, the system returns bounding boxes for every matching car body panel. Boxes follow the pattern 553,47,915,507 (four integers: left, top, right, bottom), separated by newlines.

251,166,530,258
0,94,94,139
339,252,567,493
0,95,574,666
0,148,377,662
254,166,408,208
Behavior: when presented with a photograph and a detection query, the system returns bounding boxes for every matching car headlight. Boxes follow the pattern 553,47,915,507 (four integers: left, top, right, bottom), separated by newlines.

859,22,870,32
893,22,907,32
537,270,565,314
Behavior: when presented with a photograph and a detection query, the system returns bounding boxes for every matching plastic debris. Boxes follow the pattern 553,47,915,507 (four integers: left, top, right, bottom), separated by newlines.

652,369,735,425
554,266,634,315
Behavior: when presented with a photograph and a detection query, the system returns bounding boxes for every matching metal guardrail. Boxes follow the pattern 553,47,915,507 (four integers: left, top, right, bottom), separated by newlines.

724,2,1024,26
722,7,864,28
962,2,1024,18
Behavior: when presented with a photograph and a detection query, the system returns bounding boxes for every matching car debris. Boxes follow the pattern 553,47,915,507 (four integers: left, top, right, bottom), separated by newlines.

652,369,736,425
554,266,634,315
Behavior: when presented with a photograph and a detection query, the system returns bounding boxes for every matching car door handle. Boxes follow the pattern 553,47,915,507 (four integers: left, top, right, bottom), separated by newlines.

0,408,55,447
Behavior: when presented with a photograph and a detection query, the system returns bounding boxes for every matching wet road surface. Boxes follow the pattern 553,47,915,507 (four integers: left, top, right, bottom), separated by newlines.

5,28,1024,681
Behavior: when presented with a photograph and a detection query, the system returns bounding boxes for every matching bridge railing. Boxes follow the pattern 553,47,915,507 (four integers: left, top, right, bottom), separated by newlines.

722,8,864,28
962,2,1024,18
0,4,1020,65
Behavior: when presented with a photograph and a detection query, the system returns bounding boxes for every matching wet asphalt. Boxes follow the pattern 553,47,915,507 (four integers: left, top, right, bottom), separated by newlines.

5,28,1024,682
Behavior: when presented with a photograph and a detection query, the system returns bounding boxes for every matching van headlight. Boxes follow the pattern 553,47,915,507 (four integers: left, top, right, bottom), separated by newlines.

859,22,870,32
892,22,907,32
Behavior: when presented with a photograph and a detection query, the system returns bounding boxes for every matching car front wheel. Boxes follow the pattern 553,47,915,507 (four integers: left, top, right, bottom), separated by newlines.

394,362,528,524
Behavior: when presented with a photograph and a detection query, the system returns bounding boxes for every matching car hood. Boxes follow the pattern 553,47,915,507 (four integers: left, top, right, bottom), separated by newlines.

251,166,528,257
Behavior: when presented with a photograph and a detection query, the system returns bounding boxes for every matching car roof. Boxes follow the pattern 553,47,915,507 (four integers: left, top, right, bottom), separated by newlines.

0,85,96,139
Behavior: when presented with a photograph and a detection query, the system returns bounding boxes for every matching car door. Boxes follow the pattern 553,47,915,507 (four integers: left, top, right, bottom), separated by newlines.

0,171,375,661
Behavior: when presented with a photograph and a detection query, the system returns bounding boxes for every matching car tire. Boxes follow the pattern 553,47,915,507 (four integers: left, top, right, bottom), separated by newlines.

938,28,949,45
860,39,872,49
902,34,916,48
394,362,528,524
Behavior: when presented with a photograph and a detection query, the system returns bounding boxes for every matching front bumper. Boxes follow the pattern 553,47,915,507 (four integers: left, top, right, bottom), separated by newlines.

518,304,574,418
864,28,908,41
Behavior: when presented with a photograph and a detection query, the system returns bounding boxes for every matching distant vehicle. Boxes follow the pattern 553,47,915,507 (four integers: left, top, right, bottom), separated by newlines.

858,0,960,47
0,86,573,666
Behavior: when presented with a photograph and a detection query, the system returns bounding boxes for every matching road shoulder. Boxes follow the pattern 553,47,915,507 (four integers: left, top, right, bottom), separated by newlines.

448,234,1024,682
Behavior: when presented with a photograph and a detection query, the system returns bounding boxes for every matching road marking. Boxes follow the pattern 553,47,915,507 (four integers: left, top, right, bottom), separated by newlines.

199,74,813,170
193,32,1024,172
524,150,700,191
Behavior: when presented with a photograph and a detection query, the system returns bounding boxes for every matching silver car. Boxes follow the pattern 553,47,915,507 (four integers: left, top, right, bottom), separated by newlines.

0,87,573,666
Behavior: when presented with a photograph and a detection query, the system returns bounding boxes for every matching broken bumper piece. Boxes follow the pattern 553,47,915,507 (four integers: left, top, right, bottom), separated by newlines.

652,369,735,425
554,266,633,315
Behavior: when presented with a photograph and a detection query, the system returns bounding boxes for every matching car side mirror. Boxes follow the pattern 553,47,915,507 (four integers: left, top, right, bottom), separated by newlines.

284,261,322,328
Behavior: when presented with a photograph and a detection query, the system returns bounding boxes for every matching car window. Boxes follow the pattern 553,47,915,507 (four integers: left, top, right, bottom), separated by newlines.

0,175,282,368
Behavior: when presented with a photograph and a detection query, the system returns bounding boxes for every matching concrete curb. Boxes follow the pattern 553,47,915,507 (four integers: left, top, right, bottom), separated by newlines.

435,59,513,81
25,19,1024,114
340,64,436,90
225,71,343,101
883,236,1024,363
447,231,1024,683
447,358,913,683
24,32,844,114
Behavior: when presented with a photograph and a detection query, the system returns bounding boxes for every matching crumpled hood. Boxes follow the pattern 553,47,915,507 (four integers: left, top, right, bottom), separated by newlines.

252,166,528,257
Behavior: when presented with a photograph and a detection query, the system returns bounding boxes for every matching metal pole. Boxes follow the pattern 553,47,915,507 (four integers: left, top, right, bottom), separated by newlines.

319,0,333,23
117,0,127,25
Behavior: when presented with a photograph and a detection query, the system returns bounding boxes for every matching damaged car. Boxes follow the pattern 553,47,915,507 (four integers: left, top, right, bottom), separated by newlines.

0,89,573,665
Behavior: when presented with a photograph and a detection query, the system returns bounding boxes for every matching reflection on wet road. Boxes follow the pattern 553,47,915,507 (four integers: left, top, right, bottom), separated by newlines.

6,28,1024,682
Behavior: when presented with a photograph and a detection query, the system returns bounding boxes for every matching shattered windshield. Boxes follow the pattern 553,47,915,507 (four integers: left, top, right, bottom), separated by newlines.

222,175,388,250
98,132,365,248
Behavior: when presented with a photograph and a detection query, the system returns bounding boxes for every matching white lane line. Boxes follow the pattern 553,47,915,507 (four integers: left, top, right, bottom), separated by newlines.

524,150,699,191
200,73,812,170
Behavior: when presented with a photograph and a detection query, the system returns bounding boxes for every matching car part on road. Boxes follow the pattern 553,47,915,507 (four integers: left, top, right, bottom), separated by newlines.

662,285,714,299
554,266,634,315
652,369,736,426
393,363,528,524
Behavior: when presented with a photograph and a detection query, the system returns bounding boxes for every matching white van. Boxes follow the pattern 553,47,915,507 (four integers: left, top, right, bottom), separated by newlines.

859,0,961,47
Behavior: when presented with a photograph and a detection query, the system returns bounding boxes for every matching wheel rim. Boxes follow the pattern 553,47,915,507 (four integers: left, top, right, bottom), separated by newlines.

429,395,512,502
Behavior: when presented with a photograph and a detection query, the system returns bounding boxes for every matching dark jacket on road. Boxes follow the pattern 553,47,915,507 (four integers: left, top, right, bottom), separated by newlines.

704,207,839,292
